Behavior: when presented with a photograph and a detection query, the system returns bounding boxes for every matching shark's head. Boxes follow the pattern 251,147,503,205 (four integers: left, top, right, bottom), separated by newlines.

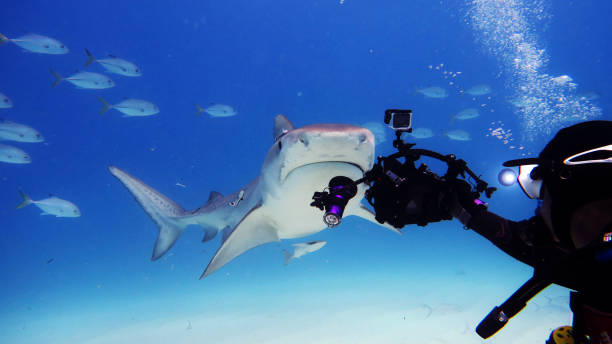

263,115,375,185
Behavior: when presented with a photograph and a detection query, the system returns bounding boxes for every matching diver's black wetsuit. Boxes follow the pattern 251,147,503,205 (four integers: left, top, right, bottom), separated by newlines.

463,207,612,343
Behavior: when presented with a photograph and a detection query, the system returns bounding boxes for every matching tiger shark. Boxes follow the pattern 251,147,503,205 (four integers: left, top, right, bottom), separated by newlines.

109,114,399,278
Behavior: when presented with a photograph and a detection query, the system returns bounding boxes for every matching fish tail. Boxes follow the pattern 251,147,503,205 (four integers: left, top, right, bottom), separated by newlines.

49,68,63,87
98,97,111,114
421,304,433,318
84,49,95,67
282,249,293,266
16,190,33,209
0,33,8,46
195,104,204,117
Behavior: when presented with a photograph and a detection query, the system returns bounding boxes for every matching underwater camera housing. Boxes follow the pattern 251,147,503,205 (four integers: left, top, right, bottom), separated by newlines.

311,108,496,229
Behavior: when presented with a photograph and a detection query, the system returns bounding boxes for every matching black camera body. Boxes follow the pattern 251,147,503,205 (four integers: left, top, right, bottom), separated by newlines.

364,150,453,228
311,109,495,229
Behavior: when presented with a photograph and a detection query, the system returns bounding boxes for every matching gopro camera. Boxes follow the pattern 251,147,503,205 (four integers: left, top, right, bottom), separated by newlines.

384,109,412,133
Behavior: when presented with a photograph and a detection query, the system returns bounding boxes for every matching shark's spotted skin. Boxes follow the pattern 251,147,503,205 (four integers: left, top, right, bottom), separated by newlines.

109,114,399,278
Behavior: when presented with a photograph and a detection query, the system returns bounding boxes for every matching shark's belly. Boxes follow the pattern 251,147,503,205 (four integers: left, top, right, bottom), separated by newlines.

265,162,365,239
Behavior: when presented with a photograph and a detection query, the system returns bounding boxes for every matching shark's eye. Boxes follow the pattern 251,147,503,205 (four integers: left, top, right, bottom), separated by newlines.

278,141,282,151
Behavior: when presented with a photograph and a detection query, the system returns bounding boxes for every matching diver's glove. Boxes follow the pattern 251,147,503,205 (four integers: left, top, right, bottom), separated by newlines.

446,179,488,227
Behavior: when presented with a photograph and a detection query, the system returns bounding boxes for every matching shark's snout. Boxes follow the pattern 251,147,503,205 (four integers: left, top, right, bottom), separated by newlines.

276,124,375,182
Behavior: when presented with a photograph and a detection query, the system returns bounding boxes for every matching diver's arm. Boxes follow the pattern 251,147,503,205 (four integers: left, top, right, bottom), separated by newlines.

448,179,541,266
463,208,540,267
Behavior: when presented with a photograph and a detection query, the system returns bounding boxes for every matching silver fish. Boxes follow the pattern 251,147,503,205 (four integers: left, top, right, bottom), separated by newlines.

577,91,600,101
452,108,480,122
98,97,159,117
445,129,471,141
416,87,449,98
0,92,12,108
196,103,237,117
84,49,141,77
465,84,492,96
0,33,68,54
0,119,44,142
16,191,81,217
283,241,327,265
0,143,31,164
408,128,434,139
508,96,536,108
50,69,115,89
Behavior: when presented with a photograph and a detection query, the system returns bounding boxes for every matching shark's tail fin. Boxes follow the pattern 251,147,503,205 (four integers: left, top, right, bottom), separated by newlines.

108,166,188,260
16,190,33,209
98,97,112,114
49,68,63,88
282,249,293,266
84,49,95,67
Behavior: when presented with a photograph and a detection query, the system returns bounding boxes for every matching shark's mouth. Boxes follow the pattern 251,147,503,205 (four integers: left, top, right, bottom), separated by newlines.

280,160,367,184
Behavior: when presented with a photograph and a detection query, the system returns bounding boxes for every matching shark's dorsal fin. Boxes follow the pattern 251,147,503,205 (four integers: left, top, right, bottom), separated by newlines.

273,114,294,142
200,203,279,278
207,191,223,203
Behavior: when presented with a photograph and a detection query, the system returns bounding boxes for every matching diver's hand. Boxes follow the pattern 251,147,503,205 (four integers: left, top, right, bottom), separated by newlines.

446,179,487,226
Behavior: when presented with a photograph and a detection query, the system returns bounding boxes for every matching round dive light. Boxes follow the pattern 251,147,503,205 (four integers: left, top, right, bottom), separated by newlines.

323,176,357,228
498,168,517,187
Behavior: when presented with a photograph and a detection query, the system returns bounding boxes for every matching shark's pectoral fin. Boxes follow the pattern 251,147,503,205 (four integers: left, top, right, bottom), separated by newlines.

200,204,279,278
348,203,402,235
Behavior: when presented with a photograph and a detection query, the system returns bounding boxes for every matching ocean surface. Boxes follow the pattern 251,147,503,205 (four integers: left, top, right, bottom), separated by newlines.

1,1,610,343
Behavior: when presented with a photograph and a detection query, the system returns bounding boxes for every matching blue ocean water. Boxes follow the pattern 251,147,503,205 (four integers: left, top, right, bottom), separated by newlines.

1,1,610,343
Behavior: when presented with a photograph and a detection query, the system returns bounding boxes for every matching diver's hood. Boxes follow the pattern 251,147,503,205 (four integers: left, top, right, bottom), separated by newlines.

504,120,612,249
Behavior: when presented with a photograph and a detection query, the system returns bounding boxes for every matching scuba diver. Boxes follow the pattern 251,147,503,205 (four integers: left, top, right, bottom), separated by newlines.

448,120,612,344
311,113,611,343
